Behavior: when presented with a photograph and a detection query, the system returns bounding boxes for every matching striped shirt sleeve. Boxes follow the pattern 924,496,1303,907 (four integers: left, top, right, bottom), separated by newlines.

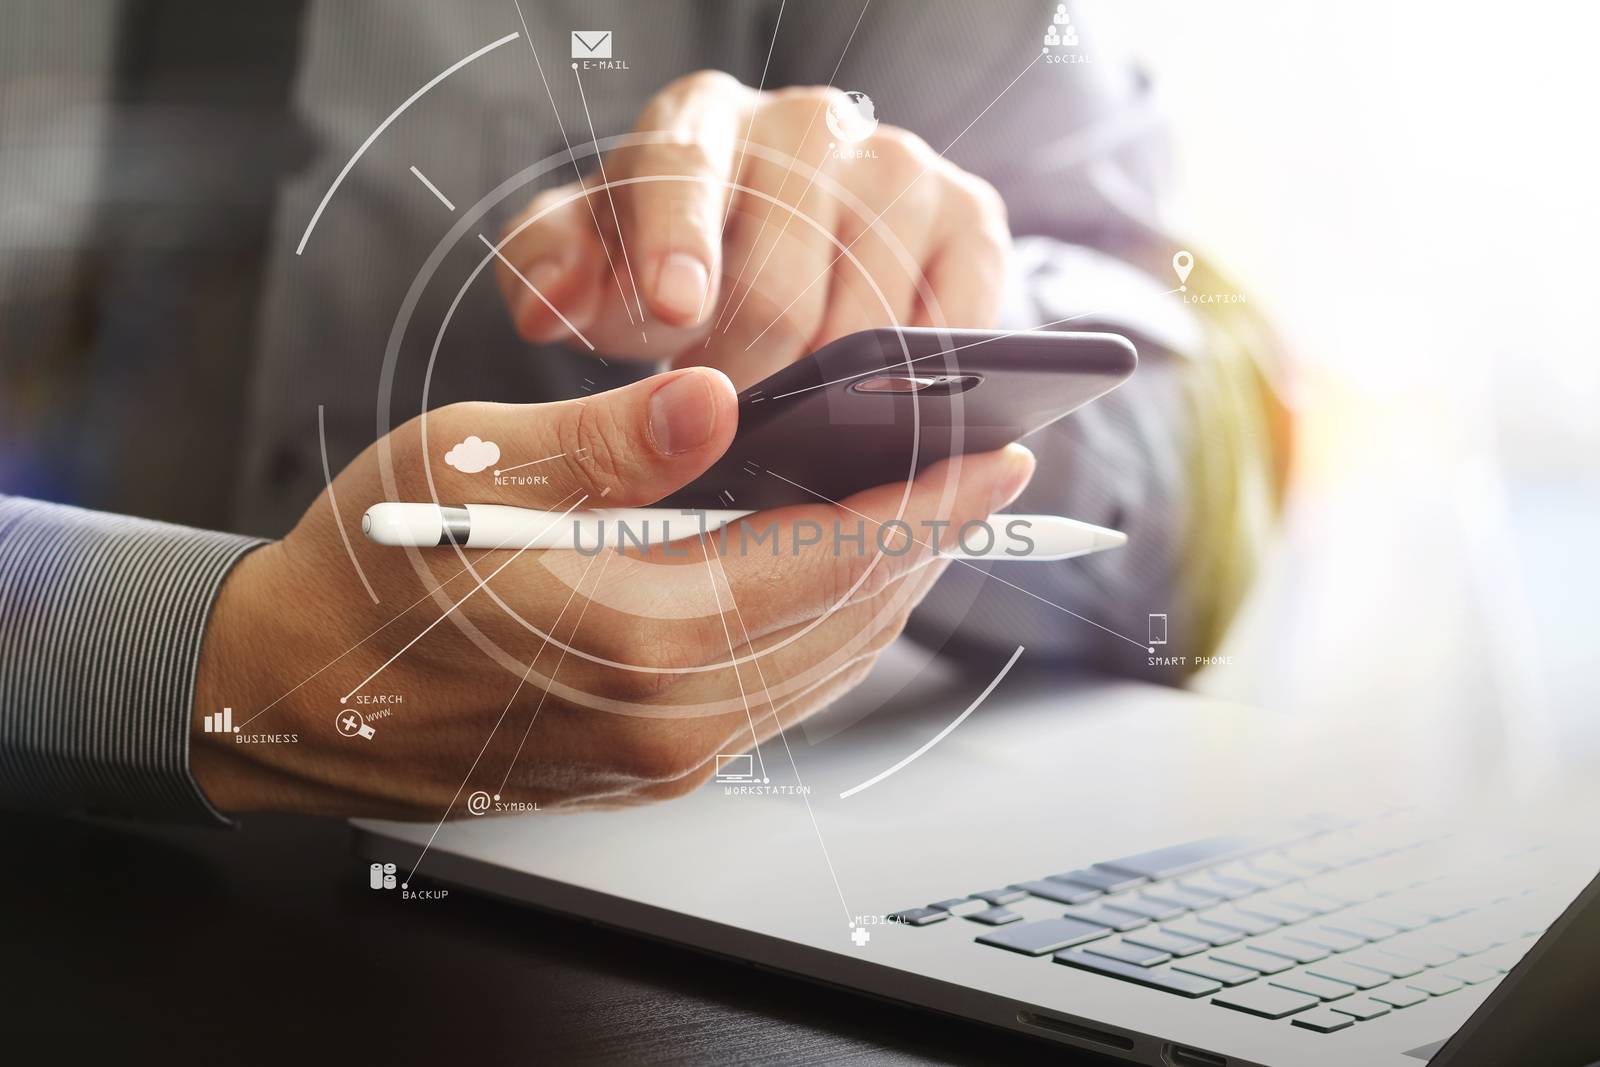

0,495,264,824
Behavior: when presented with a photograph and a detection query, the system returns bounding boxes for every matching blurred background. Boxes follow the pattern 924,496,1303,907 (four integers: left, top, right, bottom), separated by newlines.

1116,1,1600,781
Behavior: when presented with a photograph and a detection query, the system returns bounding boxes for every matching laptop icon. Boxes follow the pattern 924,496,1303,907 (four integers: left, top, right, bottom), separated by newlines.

714,753,755,783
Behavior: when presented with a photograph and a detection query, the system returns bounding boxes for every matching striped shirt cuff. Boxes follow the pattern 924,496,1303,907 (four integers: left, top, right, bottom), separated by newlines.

0,496,264,825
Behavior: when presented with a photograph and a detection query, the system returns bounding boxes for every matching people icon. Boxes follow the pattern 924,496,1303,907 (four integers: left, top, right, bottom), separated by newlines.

1044,5,1079,49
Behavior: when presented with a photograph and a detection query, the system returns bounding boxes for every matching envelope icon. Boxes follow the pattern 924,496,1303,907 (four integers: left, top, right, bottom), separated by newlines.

571,30,612,59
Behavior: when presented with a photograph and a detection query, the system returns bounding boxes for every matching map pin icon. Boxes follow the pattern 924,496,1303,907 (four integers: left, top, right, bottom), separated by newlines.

1172,250,1194,286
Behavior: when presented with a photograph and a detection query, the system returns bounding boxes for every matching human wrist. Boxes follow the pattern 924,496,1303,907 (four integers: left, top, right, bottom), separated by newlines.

190,542,309,814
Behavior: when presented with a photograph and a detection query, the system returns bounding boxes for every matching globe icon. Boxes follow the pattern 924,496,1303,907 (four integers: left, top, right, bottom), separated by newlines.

826,90,878,144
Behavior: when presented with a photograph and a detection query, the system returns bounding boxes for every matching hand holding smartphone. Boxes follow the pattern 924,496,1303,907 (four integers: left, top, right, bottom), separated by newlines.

664,326,1136,509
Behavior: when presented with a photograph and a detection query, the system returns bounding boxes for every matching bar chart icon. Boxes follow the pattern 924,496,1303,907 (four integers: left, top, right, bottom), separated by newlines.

202,707,238,733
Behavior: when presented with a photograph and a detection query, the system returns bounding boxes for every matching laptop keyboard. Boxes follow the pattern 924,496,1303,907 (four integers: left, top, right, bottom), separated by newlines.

888,814,1566,1035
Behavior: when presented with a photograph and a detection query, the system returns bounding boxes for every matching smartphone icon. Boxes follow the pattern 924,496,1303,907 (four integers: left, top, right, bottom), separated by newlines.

1148,613,1167,646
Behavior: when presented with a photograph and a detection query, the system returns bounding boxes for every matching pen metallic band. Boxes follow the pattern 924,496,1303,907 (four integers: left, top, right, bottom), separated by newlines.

438,505,471,547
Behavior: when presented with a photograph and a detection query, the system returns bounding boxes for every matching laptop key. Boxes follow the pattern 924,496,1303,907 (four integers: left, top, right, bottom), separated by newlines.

1279,846,1335,874
1212,984,1319,1019
1268,972,1357,1001
1163,917,1244,947
1249,935,1330,964
1441,961,1501,986
1208,865,1277,892
1061,903,1150,931
1318,915,1398,941
1142,883,1225,911
971,887,1026,906
1170,957,1259,986
931,898,989,917
976,916,1112,956
1380,937,1458,968
1100,893,1185,922
1328,997,1391,1021
1431,926,1497,957
1196,907,1278,936
972,889,1024,908
1180,872,1254,901
1216,861,1287,890
1247,856,1315,884
1054,951,1221,997
1050,867,1145,893
1291,1007,1356,1033
1342,948,1425,978
1273,888,1344,915
1281,925,1364,953
1406,890,1474,921
1013,880,1101,906
1250,894,1320,920
965,906,1023,926
1082,939,1172,967
1368,984,1428,1009
1122,929,1211,958
1095,836,1258,881
1303,960,1389,989
1360,903,1433,931
1231,897,1310,925
1210,946,1296,975
1406,972,1463,996
888,907,948,926
1304,873,1377,906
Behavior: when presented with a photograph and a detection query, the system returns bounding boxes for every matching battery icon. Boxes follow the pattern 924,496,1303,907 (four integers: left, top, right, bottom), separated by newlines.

369,862,384,890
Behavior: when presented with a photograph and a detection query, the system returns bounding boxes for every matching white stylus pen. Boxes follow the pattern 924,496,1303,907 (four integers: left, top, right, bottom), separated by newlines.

361,502,1126,562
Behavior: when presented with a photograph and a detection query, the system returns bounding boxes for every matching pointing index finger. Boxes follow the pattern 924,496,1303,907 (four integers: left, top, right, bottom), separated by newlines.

617,71,751,327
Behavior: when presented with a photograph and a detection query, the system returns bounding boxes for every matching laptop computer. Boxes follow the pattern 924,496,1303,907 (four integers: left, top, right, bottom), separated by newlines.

354,641,1600,1066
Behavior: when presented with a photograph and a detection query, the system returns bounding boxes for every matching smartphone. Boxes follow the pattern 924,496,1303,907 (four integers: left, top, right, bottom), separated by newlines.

664,327,1136,510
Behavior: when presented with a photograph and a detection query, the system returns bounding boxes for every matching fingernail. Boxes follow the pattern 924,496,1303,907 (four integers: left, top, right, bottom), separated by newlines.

648,371,718,455
653,252,710,324
992,444,1036,512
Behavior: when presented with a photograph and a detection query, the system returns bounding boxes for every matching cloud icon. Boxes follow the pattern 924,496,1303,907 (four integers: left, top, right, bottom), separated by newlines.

444,435,500,474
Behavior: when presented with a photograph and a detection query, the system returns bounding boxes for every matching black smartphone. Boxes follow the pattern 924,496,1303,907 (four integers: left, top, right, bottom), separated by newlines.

664,327,1136,510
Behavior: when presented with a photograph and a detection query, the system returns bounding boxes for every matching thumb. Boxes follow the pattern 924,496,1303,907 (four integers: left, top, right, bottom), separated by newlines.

436,367,738,509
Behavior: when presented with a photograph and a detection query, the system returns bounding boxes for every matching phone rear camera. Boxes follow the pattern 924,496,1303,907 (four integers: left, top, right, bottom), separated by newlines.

851,374,982,395
853,375,936,393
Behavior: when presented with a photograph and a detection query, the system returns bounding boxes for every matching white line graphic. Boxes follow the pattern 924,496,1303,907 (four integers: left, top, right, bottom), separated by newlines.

408,165,456,211
297,31,519,254
839,645,1024,799
479,234,596,350
317,405,380,605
